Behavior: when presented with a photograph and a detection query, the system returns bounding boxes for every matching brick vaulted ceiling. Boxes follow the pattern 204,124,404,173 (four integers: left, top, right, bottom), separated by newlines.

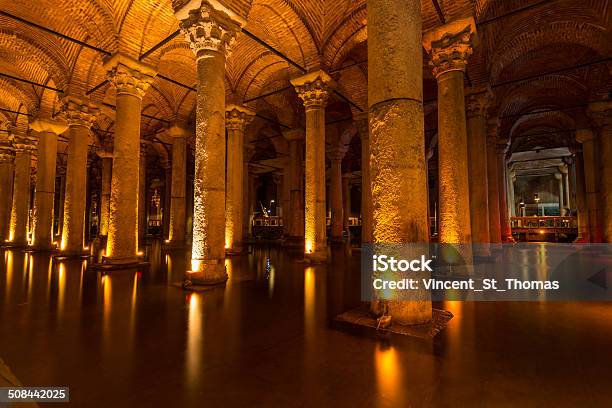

0,0,610,157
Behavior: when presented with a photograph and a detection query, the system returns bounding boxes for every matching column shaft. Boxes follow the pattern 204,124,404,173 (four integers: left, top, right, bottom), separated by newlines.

598,128,612,242
61,125,90,253
169,135,187,244
9,150,32,245
304,104,327,259
342,174,351,236
497,147,512,240
190,47,227,280
138,145,147,250
0,157,14,242
437,71,472,243
486,129,502,243
466,102,489,244
574,152,588,240
369,0,431,324
32,131,58,250
579,131,601,242
330,157,343,241
287,136,304,239
225,123,245,251
99,156,112,236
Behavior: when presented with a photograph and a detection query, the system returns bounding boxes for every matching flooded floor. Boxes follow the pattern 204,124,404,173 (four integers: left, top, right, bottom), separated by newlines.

1,242,611,407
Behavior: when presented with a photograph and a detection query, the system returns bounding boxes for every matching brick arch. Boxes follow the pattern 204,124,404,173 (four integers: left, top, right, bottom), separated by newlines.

490,21,608,83
0,29,70,89
323,4,366,69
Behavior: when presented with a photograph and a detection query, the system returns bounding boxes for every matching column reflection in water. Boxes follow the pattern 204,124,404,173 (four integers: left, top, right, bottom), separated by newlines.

374,343,402,405
101,274,112,353
185,292,202,391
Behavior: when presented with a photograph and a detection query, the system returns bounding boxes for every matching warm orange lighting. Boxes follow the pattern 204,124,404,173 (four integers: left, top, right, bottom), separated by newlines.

137,251,144,256
190,259,202,272
165,239,170,243
539,229,545,234
305,240,313,254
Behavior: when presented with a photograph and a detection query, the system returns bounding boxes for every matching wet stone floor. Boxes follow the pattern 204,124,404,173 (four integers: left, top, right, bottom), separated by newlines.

1,242,611,407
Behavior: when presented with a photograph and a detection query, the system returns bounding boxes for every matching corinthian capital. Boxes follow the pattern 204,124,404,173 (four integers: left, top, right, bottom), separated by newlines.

225,104,255,131
423,17,477,78
12,132,38,153
465,87,492,118
587,100,612,128
103,53,157,98
59,96,99,128
290,70,334,110
0,138,14,163
176,0,245,59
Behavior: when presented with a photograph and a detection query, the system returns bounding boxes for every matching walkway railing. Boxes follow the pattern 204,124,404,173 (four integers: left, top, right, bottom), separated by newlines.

511,216,577,230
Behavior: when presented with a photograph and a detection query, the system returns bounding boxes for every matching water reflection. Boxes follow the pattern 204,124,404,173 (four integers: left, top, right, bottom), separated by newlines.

374,343,401,405
185,292,202,390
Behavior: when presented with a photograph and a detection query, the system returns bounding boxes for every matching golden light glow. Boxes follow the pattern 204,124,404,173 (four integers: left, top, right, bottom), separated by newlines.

375,344,401,402
137,251,144,256
305,240,313,254
304,266,315,343
539,229,545,234
190,259,202,272
186,292,202,388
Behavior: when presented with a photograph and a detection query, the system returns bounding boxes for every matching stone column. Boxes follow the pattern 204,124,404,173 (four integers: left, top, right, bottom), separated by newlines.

588,101,612,242
280,158,291,229
30,119,67,251
560,165,570,214
0,141,15,243
55,164,66,239
355,114,372,243
342,173,351,237
486,120,502,243
176,1,245,283
497,141,512,241
138,142,147,251
465,88,490,244
102,53,156,264
98,151,112,237
573,149,589,241
555,173,564,213
282,129,305,242
328,147,347,242
59,96,98,255
575,129,601,242
8,134,36,246
291,71,332,262
163,165,172,239
167,125,189,246
243,146,255,238
508,169,516,217
225,105,254,253
368,0,430,324
424,18,476,245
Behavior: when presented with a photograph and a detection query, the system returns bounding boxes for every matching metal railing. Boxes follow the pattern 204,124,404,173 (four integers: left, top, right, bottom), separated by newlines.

511,216,577,230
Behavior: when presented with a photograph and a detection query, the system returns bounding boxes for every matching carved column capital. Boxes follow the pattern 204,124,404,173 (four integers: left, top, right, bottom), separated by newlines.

176,1,245,60
328,145,348,161
167,123,191,139
575,128,595,143
225,104,255,131
103,53,157,99
290,70,334,110
465,87,492,118
29,118,68,135
59,96,99,128
423,17,477,79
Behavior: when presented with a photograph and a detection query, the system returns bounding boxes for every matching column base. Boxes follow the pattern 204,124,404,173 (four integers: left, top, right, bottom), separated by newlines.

1,241,28,249
303,249,328,264
225,244,246,256
184,261,228,287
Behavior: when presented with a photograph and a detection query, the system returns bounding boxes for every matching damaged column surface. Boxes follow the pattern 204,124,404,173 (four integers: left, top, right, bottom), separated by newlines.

368,0,431,324
30,118,68,251
167,124,189,247
291,70,333,262
7,132,36,246
102,53,156,265
59,97,98,256
176,0,245,284
225,105,254,253
424,17,476,246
